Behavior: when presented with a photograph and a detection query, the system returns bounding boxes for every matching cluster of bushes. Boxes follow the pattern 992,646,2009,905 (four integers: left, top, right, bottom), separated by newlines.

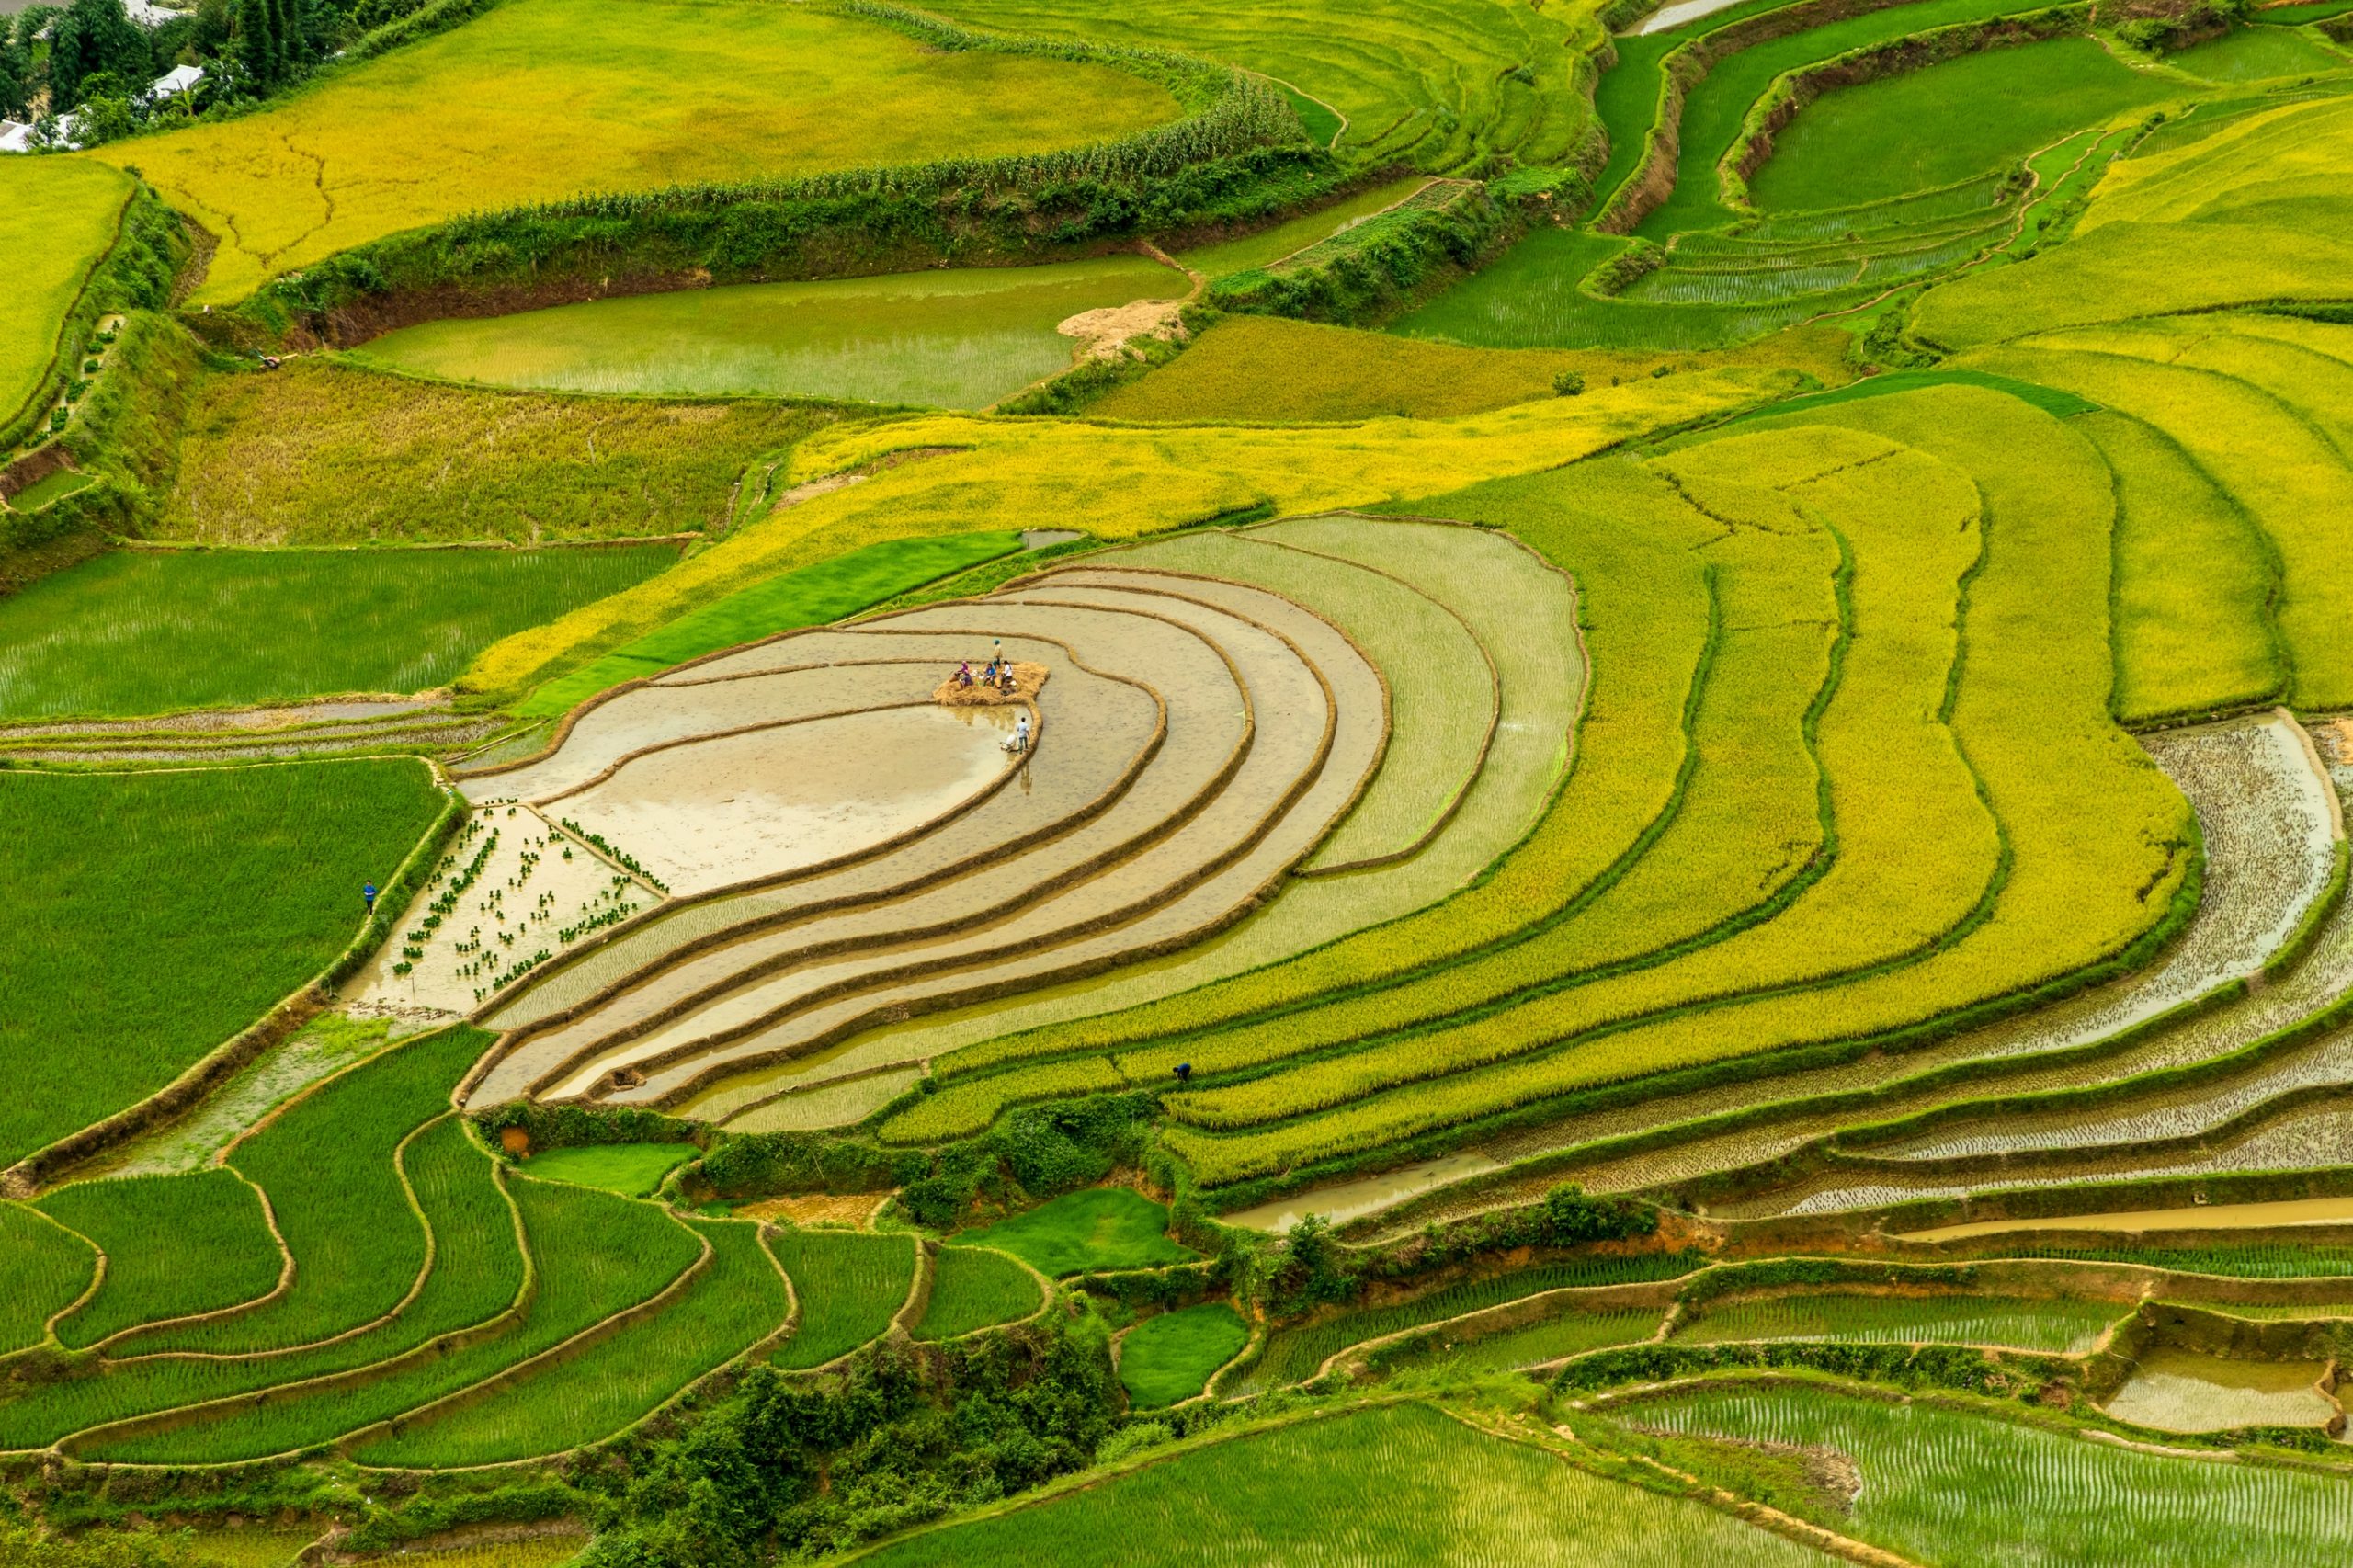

1559,1340,2066,1397
471,1099,699,1153
574,1322,1120,1566
1207,183,1518,326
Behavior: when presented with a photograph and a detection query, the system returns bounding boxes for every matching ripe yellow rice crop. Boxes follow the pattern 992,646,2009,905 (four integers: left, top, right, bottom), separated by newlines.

461,367,1795,703
94,0,1185,305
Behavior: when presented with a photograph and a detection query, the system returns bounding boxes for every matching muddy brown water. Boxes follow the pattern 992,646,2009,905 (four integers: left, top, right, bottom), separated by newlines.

2105,1347,2337,1432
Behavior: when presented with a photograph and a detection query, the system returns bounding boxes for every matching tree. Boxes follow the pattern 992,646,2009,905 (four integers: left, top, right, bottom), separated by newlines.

45,0,149,108
0,33,29,119
233,0,273,86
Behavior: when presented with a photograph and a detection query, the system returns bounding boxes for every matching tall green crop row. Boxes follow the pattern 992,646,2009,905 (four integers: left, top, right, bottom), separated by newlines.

37,1169,282,1350
89,1175,701,1463
767,1230,920,1369
120,1026,488,1357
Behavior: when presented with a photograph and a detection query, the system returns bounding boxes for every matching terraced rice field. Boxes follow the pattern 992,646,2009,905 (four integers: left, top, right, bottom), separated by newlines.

352,256,1189,411
0,158,131,439
27,0,2353,1551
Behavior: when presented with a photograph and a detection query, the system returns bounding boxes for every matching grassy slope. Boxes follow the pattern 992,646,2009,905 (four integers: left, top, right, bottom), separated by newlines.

1117,1302,1250,1407
956,1191,1195,1278
0,158,131,437
0,544,676,720
164,362,835,546
0,760,444,1170
97,0,1182,305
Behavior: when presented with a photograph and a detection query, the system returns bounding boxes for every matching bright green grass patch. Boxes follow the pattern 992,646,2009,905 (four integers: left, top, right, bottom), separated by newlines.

164,360,835,547
768,1229,918,1369
517,1142,695,1199
914,1246,1045,1341
0,545,675,720
2165,23,2349,81
0,1205,96,1357
1671,1291,2121,1352
1631,1382,2353,1563
860,1402,1824,1565
919,0,1594,173
353,258,1187,412
38,1170,280,1349
1118,1301,1250,1407
956,1190,1196,1278
2079,408,2283,722
0,1111,522,1451
1748,38,2178,212
3,469,98,513
122,1028,486,1357
1235,1254,1703,1396
352,1216,788,1466
514,531,1024,717
0,760,445,1171
93,1172,696,1463
1641,0,2081,237
0,157,130,435
101,0,1183,306
1174,177,1430,278
1715,368,2096,430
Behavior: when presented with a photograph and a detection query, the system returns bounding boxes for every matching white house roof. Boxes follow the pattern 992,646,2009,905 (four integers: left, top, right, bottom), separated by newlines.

0,120,30,154
152,63,206,97
124,0,181,26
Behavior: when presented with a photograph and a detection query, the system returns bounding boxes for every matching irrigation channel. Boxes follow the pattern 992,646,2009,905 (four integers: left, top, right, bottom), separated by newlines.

1233,710,2348,1234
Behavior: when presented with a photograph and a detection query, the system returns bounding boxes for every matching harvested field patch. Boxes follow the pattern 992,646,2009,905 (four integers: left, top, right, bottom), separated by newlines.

1118,1301,1249,1407
108,0,1184,306
956,1189,1194,1278
164,362,834,547
0,545,676,720
354,257,1187,411
0,759,445,1172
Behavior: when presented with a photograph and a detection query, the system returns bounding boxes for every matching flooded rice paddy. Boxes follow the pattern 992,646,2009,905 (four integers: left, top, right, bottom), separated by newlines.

2105,1347,2338,1433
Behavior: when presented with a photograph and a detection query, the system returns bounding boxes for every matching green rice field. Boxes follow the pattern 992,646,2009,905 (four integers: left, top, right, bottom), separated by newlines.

0,545,676,719
955,1190,1198,1278
1117,1301,1250,1406
517,1141,696,1198
352,257,1188,411
0,158,130,437
914,1245,1045,1340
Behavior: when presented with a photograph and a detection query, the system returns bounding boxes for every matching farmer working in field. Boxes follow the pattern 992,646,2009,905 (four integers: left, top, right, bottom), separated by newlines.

1006,712,1031,754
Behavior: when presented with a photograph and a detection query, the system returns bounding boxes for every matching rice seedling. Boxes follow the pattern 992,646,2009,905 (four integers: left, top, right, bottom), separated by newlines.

953,1190,1195,1278
0,158,131,439
0,761,446,1172
912,1247,1045,1341
37,1169,282,1349
0,545,676,721
516,1143,695,1199
0,1204,96,1357
105,0,1185,305
858,1402,1823,1564
91,1173,700,1463
354,257,1187,412
1628,1382,2353,1563
352,1216,789,1465
1998,1241,2353,1278
460,366,1790,704
162,361,835,548
767,1230,918,1370
1672,1291,2120,1352
0,1113,524,1450
1118,1302,1250,1407
2104,1346,2336,1432
1233,1254,1704,1397
515,531,1024,718
1745,39,2176,213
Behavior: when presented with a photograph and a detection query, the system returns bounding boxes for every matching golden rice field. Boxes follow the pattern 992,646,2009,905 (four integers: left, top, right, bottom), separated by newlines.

91,0,1183,304
18,0,2353,1559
